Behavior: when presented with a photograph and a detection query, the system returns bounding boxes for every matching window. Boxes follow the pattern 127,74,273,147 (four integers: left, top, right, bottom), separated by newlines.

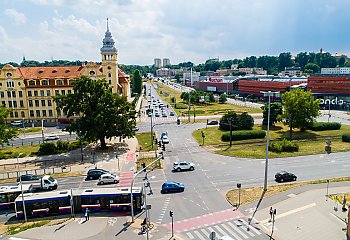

19,91,23,98
18,82,21,86
28,100,33,107
68,90,72,94
109,80,111,84
41,100,46,107
57,110,61,117
8,101,12,108
34,90,38,97
46,90,51,96
55,90,59,96
48,110,53,117
13,101,17,108
36,110,40,117
7,91,11,98
69,80,75,85
0,92,4,98
12,91,16,98
28,80,35,86
21,111,25,118
14,112,18,118
40,90,44,96
1,101,5,107
48,100,52,106
27,91,32,97
6,72,12,77
35,100,39,107
42,110,47,117
6,81,14,88
56,80,63,85
10,112,13,118
89,71,95,76
30,110,34,117
19,100,24,108
41,80,49,86
61,90,65,95
108,73,112,77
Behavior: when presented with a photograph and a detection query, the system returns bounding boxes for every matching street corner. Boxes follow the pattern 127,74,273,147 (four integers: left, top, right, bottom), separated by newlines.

124,217,172,239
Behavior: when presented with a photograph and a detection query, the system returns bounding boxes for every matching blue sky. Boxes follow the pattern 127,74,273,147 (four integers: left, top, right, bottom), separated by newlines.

1,0,350,65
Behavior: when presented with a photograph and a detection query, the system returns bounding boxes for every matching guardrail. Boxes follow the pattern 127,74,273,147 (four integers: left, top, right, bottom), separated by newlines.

0,166,71,179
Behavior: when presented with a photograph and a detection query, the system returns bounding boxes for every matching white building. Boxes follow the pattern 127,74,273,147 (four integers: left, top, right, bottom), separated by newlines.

154,58,162,68
156,68,171,77
183,71,200,86
163,58,170,67
280,67,302,77
321,67,350,74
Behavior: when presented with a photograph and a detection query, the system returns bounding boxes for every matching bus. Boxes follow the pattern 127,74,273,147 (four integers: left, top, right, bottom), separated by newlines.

15,187,143,219
0,184,33,210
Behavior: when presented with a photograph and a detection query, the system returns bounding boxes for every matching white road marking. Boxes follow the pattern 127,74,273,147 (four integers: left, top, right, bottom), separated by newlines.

193,230,206,240
239,219,261,235
233,220,254,237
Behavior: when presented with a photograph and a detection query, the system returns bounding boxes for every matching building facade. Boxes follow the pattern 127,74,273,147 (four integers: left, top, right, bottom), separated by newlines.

154,58,162,68
163,58,170,67
321,67,350,75
0,23,130,123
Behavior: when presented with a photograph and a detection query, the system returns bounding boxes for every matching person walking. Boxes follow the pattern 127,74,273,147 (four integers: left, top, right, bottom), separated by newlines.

85,208,90,221
269,207,273,222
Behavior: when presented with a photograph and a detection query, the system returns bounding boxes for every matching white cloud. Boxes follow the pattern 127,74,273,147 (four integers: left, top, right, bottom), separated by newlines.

52,15,99,36
4,9,27,25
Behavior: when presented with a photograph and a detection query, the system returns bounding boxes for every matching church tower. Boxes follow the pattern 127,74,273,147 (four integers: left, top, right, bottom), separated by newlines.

100,18,119,94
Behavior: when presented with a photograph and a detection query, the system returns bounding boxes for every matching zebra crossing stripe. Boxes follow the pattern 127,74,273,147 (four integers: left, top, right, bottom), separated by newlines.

201,228,210,238
227,221,250,238
193,230,206,240
236,219,262,235
186,232,195,239
221,223,248,239
213,225,243,240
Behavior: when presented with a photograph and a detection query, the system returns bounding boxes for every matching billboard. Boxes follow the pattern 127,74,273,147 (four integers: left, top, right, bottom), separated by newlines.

207,86,216,91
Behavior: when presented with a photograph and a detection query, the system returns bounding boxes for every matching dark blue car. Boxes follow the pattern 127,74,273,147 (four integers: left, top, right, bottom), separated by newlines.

161,181,185,194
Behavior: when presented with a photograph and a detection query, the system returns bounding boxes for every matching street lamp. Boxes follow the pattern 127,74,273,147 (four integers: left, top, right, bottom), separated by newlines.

260,91,280,192
17,153,27,222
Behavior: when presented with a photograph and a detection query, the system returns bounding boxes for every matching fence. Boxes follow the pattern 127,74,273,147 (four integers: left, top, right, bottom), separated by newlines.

0,166,71,179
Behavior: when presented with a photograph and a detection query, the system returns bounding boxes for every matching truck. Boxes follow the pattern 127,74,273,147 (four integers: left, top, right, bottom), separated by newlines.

17,174,58,191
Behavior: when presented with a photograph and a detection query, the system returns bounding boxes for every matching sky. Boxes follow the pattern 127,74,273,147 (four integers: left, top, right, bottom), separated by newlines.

1,0,350,66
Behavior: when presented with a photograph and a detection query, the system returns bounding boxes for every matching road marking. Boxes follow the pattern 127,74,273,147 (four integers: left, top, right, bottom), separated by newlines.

194,230,206,240
238,219,261,235
233,220,254,237
260,203,316,224
222,222,247,239
9,238,32,240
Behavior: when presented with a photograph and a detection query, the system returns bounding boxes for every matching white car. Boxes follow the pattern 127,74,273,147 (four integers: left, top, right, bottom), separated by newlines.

173,161,195,172
161,135,170,144
11,121,23,127
44,135,60,141
98,173,119,185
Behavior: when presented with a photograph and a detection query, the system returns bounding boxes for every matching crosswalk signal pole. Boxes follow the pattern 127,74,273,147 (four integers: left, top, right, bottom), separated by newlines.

170,211,174,238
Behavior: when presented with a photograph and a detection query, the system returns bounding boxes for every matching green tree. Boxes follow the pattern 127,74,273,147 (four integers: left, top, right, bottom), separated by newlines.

208,92,215,102
219,93,227,103
54,76,136,149
304,63,320,73
262,102,283,126
278,52,294,71
219,111,238,131
238,112,254,130
295,52,309,70
132,70,142,94
175,73,182,82
282,89,320,133
0,106,18,146
338,56,346,67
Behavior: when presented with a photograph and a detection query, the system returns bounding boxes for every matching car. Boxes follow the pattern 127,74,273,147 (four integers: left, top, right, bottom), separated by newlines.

155,112,160,117
148,111,153,117
44,135,60,141
275,171,297,182
207,120,219,125
133,127,139,131
173,161,195,172
160,131,168,139
162,112,167,117
161,135,169,144
98,173,119,185
169,112,175,116
161,181,185,194
17,174,41,182
11,121,23,127
86,168,110,180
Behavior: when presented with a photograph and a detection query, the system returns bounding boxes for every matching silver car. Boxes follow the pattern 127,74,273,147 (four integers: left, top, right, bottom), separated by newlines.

98,173,120,185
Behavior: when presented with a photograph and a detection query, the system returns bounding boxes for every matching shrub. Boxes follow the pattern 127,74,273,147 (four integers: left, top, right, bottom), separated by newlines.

56,140,69,152
38,142,57,155
310,122,341,131
221,130,266,141
68,141,82,151
269,139,299,153
342,133,350,142
175,103,188,109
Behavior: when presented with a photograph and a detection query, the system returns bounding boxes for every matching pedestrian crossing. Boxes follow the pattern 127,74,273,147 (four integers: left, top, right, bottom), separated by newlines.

140,116,178,123
184,218,262,240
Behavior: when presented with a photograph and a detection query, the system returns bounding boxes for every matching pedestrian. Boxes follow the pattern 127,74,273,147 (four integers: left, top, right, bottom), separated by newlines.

85,208,90,221
269,207,273,222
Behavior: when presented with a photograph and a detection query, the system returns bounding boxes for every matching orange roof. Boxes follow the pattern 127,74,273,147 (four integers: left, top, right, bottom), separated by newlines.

118,68,130,83
18,66,83,79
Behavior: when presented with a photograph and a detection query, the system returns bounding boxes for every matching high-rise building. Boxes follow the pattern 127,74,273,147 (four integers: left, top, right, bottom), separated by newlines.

163,58,170,67
0,19,130,123
154,58,162,68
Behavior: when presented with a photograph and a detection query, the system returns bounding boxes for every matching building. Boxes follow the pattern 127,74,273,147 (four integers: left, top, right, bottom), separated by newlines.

0,21,130,124
154,58,162,68
280,67,302,77
156,68,171,77
238,68,267,75
163,58,170,67
321,67,350,75
183,71,200,86
194,77,239,94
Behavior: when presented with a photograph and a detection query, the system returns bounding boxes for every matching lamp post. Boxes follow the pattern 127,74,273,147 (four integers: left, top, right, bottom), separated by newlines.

17,153,27,222
41,119,45,143
260,91,280,192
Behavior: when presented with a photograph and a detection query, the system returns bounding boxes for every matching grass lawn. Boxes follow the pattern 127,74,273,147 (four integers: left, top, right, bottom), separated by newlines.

6,220,50,235
193,123,350,158
19,127,42,134
152,81,262,116
136,157,163,171
135,132,158,152
0,145,40,159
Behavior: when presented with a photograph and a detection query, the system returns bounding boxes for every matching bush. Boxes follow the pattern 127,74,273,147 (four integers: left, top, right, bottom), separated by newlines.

269,139,299,153
175,103,188,109
68,141,82,151
342,133,350,142
56,140,69,152
221,130,266,141
310,122,341,131
38,142,57,155
220,111,254,131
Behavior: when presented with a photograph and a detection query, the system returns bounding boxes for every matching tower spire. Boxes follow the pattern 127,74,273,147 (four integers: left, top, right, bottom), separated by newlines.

107,17,109,31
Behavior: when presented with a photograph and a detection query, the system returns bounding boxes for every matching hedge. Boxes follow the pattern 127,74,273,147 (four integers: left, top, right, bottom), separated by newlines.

310,122,341,131
342,133,350,142
221,130,266,141
269,139,299,153
175,103,188,109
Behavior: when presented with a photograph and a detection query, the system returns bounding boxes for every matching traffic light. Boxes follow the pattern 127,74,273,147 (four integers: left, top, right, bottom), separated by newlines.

141,163,146,172
169,211,173,217
177,119,180,125
155,138,158,144
162,143,165,151
158,140,161,147
201,131,205,138
237,183,241,189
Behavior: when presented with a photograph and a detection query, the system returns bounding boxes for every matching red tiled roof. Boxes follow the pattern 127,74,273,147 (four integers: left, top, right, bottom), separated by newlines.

18,66,83,79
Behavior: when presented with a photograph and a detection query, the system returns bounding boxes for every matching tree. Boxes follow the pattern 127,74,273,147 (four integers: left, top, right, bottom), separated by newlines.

0,106,18,146
278,52,293,71
208,92,215,102
282,88,320,133
219,111,238,131
132,70,142,95
304,63,320,73
338,56,346,67
238,112,254,130
295,52,309,70
262,102,283,126
54,76,136,149
219,94,227,103
175,73,182,82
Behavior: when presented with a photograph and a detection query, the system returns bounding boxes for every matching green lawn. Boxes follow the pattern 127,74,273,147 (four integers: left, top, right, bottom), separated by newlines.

135,132,158,152
0,145,40,159
193,123,350,158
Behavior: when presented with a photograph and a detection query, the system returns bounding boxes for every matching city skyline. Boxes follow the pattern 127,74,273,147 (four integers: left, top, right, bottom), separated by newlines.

1,0,350,65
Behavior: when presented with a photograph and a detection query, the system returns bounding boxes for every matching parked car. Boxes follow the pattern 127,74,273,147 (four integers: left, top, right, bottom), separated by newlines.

173,161,195,172
98,173,119,185
17,174,58,190
161,181,185,194
161,135,170,144
86,168,109,180
44,135,60,141
148,111,153,117
155,112,160,117
162,112,167,117
11,121,23,127
207,120,219,125
275,171,297,182
133,127,139,132
170,111,175,116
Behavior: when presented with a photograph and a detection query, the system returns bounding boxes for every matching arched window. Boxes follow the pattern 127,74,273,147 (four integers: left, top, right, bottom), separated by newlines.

68,80,75,85
108,73,112,78
28,80,36,86
21,111,25,118
41,80,49,86
56,80,63,85
89,70,95,76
